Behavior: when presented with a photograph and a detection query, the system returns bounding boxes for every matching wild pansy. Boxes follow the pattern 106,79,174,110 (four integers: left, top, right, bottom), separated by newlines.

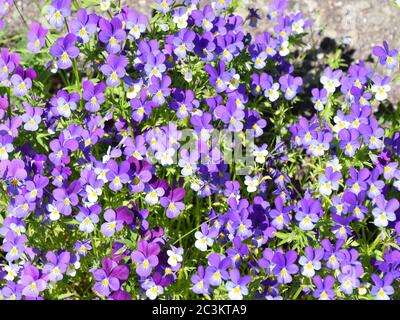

49,33,80,70
69,8,99,44
100,54,128,87
26,23,48,53
92,257,129,297
98,17,126,54
0,0,398,301
82,80,106,112
47,0,71,29
373,41,399,70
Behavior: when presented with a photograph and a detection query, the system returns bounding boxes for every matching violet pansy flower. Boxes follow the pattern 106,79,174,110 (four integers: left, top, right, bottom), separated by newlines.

100,54,128,87
101,209,124,237
92,257,129,297
69,8,99,44
27,23,48,53
160,188,186,219
49,33,80,70
131,239,160,278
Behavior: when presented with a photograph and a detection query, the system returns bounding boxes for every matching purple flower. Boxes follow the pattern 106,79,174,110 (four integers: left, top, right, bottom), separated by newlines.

1,281,23,300
268,0,288,20
82,80,106,112
294,196,323,231
2,231,27,262
193,32,216,62
128,158,152,193
52,181,80,216
27,23,48,53
160,188,186,218
313,275,336,300
143,52,166,79
76,205,101,233
100,54,128,87
345,167,370,195
49,132,79,165
311,88,328,111
247,8,261,27
171,89,198,119
69,8,99,44
43,251,70,282
121,8,148,40
373,41,399,70
371,75,391,101
366,168,385,199
156,0,173,13
320,67,342,94
172,29,196,59
299,246,324,277
21,104,43,131
47,0,71,29
338,264,361,295
191,266,210,295
225,269,251,300
205,253,231,286
339,129,360,157
269,196,292,230
372,195,399,227
370,273,394,300
279,74,303,100
92,257,129,297
130,88,156,122
191,5,215,31
0,94,8,119
205,61,232,93
359,118,384,150
148,75,172,105
214,103,245,132
382,161,398,181
321,238,344,270
0,134,13,160
214,0,231,10
20,265,47,298
166,245,184,268
272,250,298,284
194,222,218,252
131,239,160,277
98,17,126,54
142,273,168,300
101,209,124,237
0,48,20,81
342,191,368,220
331,214,354,240
50,89,80,118
74,239,92,256
318,167,342,196
49,33,79,70
10,73,32,97
106,160,130,192
0,1,12,18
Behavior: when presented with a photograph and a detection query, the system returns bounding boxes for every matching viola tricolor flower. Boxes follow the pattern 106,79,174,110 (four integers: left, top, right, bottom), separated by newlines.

27,23,48,53
47,0,71,29
0,0,398,302
373,41,399,70
49,33,80,69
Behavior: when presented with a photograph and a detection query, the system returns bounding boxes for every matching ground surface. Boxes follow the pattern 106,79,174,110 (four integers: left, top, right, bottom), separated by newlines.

4,0,400,102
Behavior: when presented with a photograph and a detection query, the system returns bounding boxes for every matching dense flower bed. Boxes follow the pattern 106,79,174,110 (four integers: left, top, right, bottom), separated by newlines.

0,0,399,300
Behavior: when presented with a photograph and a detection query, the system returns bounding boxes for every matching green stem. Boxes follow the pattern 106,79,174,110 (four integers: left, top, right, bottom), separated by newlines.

73,59,80,87
12,0,28,28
